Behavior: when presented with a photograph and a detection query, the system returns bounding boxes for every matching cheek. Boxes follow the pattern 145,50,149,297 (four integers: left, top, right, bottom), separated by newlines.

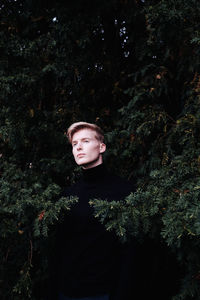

90,145,100,156
72,148,76,157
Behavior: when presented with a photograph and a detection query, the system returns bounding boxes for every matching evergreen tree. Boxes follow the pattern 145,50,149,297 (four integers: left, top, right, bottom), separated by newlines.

0,0,200,299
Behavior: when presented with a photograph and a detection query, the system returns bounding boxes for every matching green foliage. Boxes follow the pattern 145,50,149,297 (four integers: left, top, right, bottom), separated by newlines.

1,0,200,298
0,159,77,299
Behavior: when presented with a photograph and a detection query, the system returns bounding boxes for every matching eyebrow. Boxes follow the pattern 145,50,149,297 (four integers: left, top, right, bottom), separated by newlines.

72,137,92,143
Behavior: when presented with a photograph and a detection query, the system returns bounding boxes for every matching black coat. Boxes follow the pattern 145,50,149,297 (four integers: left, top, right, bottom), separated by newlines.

46,164,181,300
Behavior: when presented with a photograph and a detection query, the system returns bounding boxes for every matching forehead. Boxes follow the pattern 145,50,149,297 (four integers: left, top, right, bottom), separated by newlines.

72,128,97,141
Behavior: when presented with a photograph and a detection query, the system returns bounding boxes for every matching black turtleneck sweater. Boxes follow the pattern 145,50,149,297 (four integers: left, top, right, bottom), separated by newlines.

55,164,135,299
47,164,182,300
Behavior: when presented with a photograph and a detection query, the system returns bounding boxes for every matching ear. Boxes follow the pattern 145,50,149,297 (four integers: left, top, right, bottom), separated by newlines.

99,143,106,153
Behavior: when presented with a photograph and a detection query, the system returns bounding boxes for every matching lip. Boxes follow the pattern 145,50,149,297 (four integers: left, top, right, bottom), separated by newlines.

77,153,85,158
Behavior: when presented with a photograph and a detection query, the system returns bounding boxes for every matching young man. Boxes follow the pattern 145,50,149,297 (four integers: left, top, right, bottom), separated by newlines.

48,122,182,300
51,122,136,300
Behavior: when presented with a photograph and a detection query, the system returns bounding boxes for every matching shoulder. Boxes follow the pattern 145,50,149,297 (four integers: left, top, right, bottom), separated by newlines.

104,171,136,199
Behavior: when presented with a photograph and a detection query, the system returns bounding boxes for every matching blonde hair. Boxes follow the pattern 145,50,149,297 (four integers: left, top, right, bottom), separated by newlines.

67,122,104,144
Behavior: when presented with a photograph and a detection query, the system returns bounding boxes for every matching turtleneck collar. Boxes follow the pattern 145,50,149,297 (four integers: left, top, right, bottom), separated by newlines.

82,163,107,183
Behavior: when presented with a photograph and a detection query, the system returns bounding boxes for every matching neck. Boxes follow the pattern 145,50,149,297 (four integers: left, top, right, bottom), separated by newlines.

82,163,106,182
81,156,103,170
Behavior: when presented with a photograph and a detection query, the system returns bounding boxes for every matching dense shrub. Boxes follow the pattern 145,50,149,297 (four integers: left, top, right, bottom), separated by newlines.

0,0,200,299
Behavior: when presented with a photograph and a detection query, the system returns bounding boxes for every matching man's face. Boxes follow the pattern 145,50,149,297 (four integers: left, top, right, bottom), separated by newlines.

71,128,106,169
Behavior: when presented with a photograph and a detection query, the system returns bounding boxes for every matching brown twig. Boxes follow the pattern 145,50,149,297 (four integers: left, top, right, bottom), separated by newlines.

5,248,10,262
29,239,33,266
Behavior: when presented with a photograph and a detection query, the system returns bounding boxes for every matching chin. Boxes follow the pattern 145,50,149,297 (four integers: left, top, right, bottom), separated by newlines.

77,159,89,166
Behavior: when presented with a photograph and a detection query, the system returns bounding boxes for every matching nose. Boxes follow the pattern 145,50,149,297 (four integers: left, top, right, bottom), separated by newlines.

77,142,83,150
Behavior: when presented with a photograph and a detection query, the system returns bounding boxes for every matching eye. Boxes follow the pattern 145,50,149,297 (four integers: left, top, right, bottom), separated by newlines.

84,140,89,143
